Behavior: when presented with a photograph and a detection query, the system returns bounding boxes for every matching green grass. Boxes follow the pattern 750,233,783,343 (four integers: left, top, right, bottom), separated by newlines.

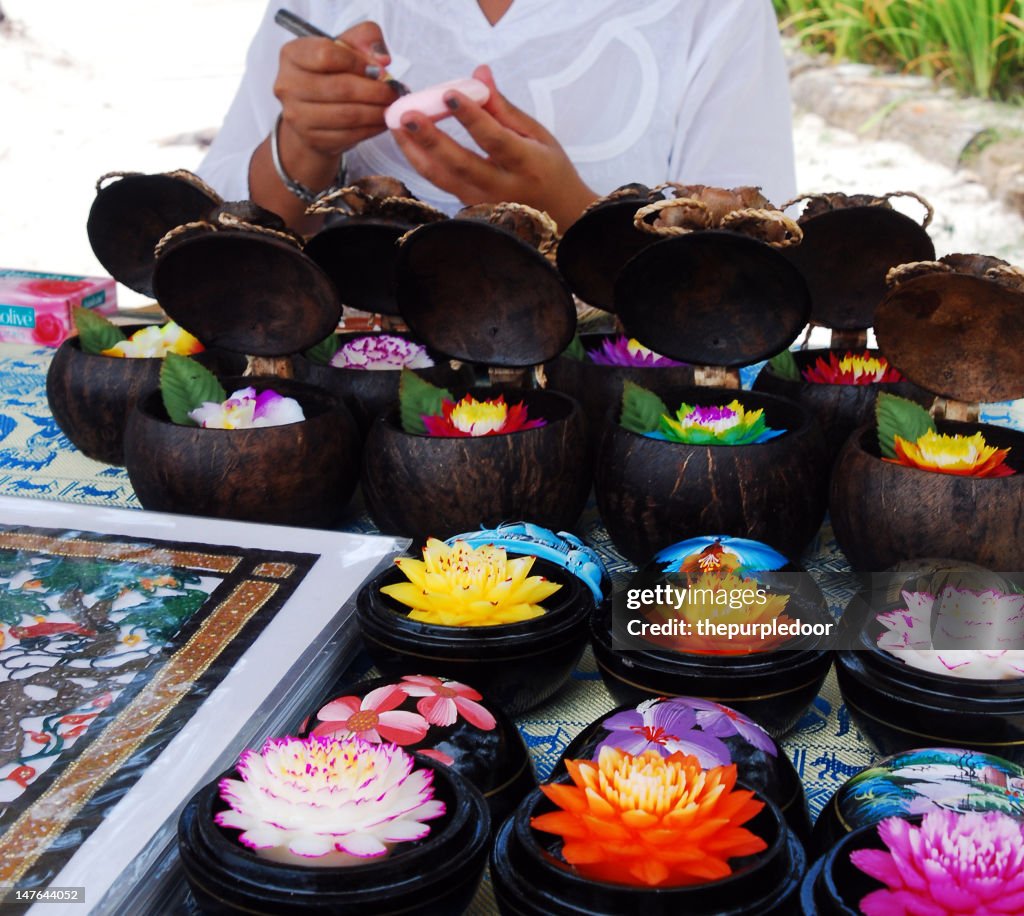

774,0,1024,100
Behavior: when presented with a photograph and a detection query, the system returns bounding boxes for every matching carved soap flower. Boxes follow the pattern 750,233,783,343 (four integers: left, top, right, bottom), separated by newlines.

877,587,1024,679
650,569,794,654
850,810,1024,916
216,735,445,866
380,538,562,626
586,335,685,368
877,393,1015,478
531,747,767,887
188,386,305,430
422,394,545,437
890,429,1015,478
329,334,434,371
101,321,204,358
650,401,784,445
801,351,902,385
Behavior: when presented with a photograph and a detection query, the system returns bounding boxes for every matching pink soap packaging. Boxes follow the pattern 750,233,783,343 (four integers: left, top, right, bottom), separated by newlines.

0,268,118,347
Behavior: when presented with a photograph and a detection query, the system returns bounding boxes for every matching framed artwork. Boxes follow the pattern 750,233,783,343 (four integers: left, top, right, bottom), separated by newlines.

0,496,404,911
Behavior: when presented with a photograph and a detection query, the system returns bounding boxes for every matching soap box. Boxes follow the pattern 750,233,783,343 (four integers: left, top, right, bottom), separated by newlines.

0,268,118,347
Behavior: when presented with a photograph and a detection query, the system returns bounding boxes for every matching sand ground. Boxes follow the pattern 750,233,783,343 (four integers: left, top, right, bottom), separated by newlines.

2,0,1023,310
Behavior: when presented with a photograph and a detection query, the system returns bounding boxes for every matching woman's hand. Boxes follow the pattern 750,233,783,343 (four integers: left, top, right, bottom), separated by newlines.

249,20,397,232
392,65,598,232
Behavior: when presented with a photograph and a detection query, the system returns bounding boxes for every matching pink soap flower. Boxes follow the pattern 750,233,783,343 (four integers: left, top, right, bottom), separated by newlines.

851,810,1024,915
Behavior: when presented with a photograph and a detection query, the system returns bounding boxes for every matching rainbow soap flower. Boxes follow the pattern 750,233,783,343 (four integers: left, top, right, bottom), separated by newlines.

587,335,685,368
647,400,784,445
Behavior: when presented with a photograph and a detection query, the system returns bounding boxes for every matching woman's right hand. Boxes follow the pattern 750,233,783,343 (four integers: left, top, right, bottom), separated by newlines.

249,20,397,231
274,20,398,177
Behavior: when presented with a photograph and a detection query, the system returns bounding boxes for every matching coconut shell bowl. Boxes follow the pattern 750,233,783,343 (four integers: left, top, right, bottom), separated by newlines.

296,672,537,831
834,560,1024,765
355,544,594,716
591,224,829,563
47,172,225,466
829,256,1024,570
178,743,490,916
589,535,834,739
121,210,361,527
754,192,937,463
360,206,591,543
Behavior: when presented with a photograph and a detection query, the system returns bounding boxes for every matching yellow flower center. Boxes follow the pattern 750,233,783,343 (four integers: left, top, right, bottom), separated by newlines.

625,338,656,359
838,354,889,379
449,396,508,435
915,430,993,467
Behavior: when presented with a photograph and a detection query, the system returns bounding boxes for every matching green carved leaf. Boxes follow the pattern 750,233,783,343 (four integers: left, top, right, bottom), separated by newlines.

563,334,586,361
399,368,452,435
876,392,935,459
304,333,339,366
768,348,800,381
160,353,227,427
73,306,126,355
620,380,668,435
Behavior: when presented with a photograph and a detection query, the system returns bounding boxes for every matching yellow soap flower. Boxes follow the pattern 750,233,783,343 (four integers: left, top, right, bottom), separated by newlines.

380,538,561,626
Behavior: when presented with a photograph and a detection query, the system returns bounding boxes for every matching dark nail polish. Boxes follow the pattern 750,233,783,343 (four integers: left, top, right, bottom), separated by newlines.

444,94,459,111
403,119,419,133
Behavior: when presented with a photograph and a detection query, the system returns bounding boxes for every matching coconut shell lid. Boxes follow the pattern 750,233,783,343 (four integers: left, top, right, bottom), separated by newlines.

86,171,221,296
613,231,811,367
304,221,407,316
874,272,1024,403
781,206,936,330
152,230,341,357
394,219,575,367
556,187,664,312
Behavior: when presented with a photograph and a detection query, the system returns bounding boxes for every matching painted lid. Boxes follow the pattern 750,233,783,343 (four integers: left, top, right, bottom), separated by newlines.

86,170,221,297
814,747,1024,853
875,272,1024,403
613,231,811,367
781,203,936,330
394,217,576,367
298,673,534,802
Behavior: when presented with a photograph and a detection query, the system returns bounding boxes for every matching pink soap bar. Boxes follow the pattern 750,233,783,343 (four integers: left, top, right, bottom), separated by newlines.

385,78,490,130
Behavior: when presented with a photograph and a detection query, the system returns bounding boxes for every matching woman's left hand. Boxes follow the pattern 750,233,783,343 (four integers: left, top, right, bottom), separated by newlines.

391,65,598,232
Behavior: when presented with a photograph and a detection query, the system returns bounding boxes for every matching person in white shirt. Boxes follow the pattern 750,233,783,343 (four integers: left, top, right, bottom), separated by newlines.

198,0,797,235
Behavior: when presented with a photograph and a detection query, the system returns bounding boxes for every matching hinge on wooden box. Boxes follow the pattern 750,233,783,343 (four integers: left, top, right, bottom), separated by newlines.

930,397,980,422
693,365,741,389
245,355,294,378
829,329,869,349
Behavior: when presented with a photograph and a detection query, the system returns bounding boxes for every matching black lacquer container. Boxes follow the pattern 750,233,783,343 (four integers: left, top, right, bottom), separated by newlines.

834,564,1024,764
297,674,537,831
554,696,813,845
178,755,490,916
491,777,806,915
356,555,593,715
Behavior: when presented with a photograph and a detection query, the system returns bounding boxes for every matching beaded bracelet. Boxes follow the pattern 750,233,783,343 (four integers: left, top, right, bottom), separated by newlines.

270,113,345,205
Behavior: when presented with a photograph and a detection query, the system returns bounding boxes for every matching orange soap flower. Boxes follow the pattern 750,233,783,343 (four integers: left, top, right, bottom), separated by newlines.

531,747,767,887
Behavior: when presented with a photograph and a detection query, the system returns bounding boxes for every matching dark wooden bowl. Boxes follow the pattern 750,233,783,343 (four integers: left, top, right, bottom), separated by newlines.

830,420,1024,570
123,376,360,527
753,350,933,464
544,334,696,455
295,332,475,437
362,387,590,543
355,559,593,715
491,778,806,915
553,696,812,846
178,755,490,915
594,387,829,563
